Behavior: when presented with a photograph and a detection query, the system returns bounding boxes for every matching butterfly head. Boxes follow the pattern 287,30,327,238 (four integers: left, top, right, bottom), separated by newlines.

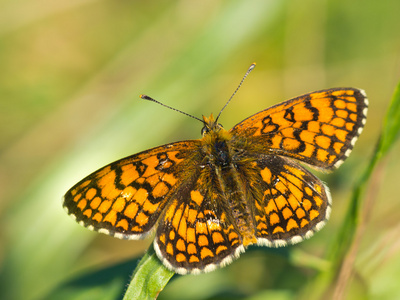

201,114,225,137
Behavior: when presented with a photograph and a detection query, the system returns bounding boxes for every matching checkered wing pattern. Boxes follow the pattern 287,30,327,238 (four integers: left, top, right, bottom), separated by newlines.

154,175,244,274
63,141,200,239
253,155,331,247
230,88,368,170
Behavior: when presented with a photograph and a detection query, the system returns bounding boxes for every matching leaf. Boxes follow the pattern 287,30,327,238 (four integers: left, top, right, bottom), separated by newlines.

123,246,175,300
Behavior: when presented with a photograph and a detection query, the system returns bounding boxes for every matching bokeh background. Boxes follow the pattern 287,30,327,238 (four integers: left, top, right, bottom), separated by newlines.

1,0,400,299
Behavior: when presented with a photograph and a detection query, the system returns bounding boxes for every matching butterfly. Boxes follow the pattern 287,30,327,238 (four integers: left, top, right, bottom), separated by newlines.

63,64,368,275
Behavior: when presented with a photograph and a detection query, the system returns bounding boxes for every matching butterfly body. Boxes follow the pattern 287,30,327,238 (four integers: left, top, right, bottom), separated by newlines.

64,88,368,274
199,116,259,246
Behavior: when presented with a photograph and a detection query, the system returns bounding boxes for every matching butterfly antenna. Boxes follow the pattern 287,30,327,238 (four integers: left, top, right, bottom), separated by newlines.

215,63,256,123
140,94,204,123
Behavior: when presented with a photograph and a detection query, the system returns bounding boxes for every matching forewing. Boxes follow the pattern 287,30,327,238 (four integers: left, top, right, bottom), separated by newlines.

154,176,244,275
63,141,200,239
230,88,368,170
253,155,331,246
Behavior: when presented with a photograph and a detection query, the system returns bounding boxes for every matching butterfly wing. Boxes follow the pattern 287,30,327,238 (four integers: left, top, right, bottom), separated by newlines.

63,140,201,239
230,88,368,170
250,155,331,246
153,173,246,275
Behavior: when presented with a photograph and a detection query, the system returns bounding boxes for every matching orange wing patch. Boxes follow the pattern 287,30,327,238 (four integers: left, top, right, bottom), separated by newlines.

154,179,244,274
63,141,200,239
230,88,368,170
253,155,331,246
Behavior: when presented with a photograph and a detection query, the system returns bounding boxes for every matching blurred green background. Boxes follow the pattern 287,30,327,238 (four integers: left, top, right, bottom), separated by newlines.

1,0,400,299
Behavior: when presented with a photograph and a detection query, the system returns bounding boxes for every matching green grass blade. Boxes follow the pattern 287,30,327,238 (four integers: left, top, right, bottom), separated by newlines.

376,81,400,157
331,80,400,268
123,246,175,300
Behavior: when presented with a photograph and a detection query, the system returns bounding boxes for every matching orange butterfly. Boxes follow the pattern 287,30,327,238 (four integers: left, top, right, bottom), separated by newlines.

64,64,368,274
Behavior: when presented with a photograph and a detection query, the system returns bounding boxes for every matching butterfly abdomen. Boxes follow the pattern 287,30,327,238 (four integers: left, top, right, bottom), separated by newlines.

216,163,258,246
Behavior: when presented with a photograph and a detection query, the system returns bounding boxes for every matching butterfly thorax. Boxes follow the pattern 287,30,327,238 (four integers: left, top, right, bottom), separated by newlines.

201,114,231,166
200,114,257,246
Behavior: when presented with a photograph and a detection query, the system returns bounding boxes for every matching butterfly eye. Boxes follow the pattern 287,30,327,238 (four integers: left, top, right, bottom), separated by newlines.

201,126,210,136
